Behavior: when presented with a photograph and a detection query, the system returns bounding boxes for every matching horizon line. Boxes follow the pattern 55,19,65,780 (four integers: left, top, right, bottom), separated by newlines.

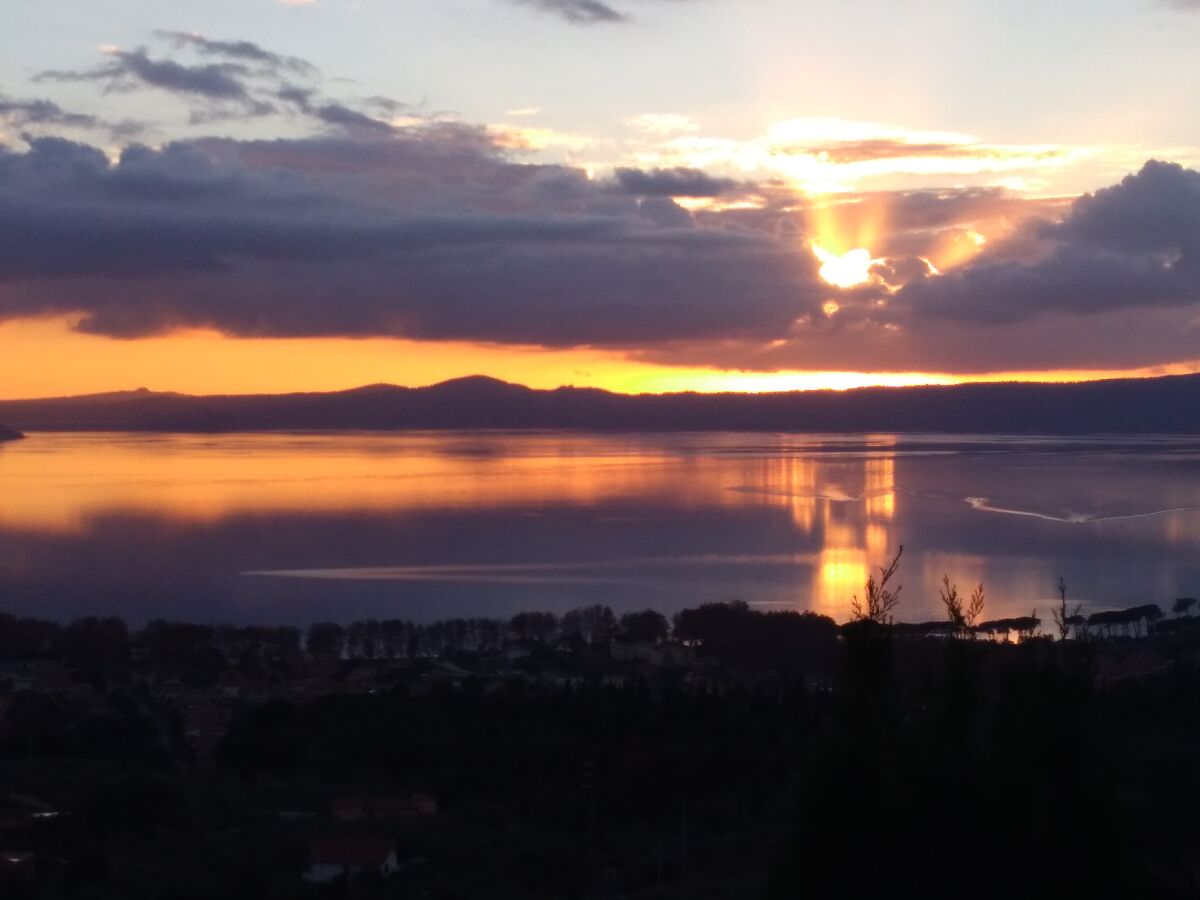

3,367,1200,404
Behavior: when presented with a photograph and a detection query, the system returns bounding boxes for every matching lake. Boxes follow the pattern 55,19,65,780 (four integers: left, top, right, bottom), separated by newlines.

2,431,1199,626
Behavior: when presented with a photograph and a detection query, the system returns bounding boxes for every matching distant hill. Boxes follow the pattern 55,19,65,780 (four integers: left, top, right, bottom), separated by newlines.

0,423,24,442
0,374,1198,434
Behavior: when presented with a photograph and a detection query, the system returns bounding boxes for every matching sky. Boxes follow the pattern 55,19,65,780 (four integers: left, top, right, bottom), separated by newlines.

3,0,1200,397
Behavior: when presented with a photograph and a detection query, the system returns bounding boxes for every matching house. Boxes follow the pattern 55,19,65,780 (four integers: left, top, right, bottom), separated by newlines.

303,837,399,884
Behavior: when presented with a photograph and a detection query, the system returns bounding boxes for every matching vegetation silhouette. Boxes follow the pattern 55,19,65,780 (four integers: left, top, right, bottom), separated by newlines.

4,565,1200,897
770,553,1179,900
939,574,985,637
849,545,903,626
1051,576,1081,640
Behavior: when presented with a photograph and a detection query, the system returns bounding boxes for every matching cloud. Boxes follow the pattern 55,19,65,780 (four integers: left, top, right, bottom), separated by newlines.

810,139,1063,166
37,48,275,118
626,160,1200,373
2,130,1197,372
632,117,1090,192
153,30,318,77
625,113,699,135
615,166,739,197
490,124,590,152
896,160,1200,324
512,0,706,24
8,35,1200,375
0,95,97,130
311,102,395,134
517,0,627,23
34,34,401,134
0,130,823,346
275,86,396,134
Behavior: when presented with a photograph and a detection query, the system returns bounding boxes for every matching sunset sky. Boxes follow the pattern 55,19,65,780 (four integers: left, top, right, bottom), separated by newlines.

4,0,1200,397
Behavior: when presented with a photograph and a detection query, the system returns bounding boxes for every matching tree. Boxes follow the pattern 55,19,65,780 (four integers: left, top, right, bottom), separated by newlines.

939,575,985,637
1051,577,1082,641
510,611,558,644
673,601,750,648
850,546,903,625
1173,597,1196,618
62,616,130,675
1016,610,1041,641
617,609,669,643
560,605,617,644
306,622,344,659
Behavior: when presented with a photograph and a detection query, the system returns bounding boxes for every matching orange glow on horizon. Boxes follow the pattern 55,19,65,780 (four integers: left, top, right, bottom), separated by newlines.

0,315,1198,401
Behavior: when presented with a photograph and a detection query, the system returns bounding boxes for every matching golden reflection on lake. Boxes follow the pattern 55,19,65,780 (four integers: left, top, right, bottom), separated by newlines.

1,431,1199,624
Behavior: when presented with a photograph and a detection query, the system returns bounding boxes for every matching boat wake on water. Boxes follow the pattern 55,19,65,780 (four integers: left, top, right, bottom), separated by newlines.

965,496,1200,524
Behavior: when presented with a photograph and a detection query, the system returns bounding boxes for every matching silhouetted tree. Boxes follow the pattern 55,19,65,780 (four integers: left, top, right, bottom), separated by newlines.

62,616,129,676
1016,610,1041,641
380,619,413,657
0,614,61,661
1088,605,1162,639
510,611,558,645
1051,577,1082,641
306,621,344,659
939,575,984,637
618,609,670,643
560,605,617,644
673,601,749,647
1173,597,1196,618
850,546,903,625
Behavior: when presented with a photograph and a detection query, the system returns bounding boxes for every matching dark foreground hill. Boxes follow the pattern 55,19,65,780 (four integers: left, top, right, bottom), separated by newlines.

0,422,24,441
1,373,1199,433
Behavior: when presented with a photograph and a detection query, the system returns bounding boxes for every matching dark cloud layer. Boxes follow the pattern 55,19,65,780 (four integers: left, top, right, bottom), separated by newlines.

615,166,738,197
1,119,1197,371
0,131,822,345
6,32,1200,374
897,161,1200,324
626,161,1200,373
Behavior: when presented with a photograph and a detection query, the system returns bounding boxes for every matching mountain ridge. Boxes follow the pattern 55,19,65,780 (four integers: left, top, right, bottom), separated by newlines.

1,374,1198,434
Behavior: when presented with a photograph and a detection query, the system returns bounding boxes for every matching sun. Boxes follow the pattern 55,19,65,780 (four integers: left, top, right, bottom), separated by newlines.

812,243,876,289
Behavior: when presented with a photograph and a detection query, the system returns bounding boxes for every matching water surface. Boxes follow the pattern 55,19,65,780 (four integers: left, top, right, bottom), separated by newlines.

2,431,1199,625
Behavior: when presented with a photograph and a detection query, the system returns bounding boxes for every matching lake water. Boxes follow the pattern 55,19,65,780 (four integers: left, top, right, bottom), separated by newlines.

2,431,1199,626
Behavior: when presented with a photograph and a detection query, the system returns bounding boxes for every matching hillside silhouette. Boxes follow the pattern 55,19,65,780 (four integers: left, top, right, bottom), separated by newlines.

1,373,1199,433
